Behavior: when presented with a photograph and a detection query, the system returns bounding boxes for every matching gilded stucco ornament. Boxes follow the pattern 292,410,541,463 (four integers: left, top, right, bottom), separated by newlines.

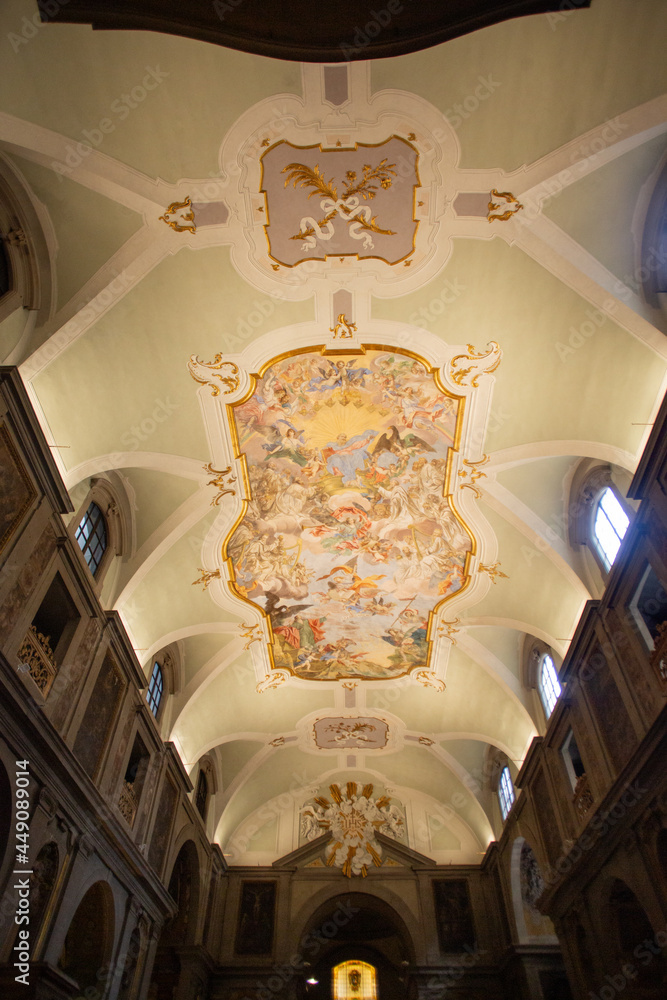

413,669,446,692
448,342,502,388
313,717,389,750
239,622,262,650
487,189,523,222
301,782,404,877
260,137,419,267
256,669,289,694
204,463,237,505
188,355,240,396
458,455,489,499
478,562,508,584
437,619,460,644
159,196,197,233
330,314,357,339
192,568,221,590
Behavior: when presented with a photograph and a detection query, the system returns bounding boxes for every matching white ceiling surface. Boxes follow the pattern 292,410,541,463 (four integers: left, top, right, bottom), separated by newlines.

1,0,666,865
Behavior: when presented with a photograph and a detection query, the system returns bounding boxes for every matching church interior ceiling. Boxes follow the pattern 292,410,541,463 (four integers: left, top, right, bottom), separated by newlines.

1,0,666,867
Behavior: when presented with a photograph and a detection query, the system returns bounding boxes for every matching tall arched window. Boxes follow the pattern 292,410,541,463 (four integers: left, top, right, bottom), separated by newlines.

538,653,561,719
498,766,515,820
75,502,107,576
593,487,629,571
146,662,163,718
195,769,209,820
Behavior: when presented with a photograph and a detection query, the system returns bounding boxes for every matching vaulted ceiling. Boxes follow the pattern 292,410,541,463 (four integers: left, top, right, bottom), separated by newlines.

2,0,666,867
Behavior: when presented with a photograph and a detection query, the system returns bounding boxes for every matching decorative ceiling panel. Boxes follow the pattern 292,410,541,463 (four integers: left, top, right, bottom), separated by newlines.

190,325,502,693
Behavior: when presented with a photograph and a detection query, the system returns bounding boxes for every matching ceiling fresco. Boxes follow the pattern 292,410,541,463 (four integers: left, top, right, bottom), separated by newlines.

2,0,666,867
228,348,471,681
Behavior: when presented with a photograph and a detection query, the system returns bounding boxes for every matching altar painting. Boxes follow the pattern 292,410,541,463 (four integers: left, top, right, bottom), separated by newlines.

228,349,472,681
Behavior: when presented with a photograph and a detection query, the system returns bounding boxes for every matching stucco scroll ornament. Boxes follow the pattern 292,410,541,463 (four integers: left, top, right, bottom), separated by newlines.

204,463,237,505
302,782,404,877
159,195,197,233
330,314,357,339
458,455,489,499
188,355,240,396
437,619,460,645
239,622,262,650
192,568,221,590
413,668,446,692
478,562,508,584
448,342,502,389
487,189,523,222
256,669,290,694
283,160,397,251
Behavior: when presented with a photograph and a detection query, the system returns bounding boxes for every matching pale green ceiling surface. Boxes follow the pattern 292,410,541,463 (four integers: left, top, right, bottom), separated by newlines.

465,626,523,682
119,507,224,648
120,467,199,552
472,501,584,641
180,633,238,687
370,747,490,844
543,134,667,284
10,154,143,310
428,817,462,852
31,246,313,468
173,666,327,763
373,238,663,457
372,0,667,172
247,816,278,853
218,747,325,845
439,738,488,790
366,654,532,759
217,739,264,793
1,0,303,182
495,457,577,544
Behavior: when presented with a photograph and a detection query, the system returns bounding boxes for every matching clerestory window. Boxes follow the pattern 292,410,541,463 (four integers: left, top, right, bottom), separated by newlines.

75,502,107,576
538,653,561,719
498,765,515,820
146,661,164,718
593,487,629,571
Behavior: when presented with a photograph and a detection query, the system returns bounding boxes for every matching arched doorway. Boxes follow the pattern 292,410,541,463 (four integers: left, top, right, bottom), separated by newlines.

604,879,667,996
148,840,201,1000
58,881,115,994
296,892,416,1000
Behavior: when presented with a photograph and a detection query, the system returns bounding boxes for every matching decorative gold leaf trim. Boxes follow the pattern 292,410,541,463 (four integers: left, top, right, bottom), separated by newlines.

479,561,508,584
159,195,197,233
487,189,523,222
188,355,240,396
192,568,221,590
203,463,237,505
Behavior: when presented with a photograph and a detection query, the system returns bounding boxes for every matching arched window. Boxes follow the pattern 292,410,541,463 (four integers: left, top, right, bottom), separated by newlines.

75,502,107,576
146,662,163,718
195,769,209,820
498,766,515,820
593,486,629,571
538,653,561,719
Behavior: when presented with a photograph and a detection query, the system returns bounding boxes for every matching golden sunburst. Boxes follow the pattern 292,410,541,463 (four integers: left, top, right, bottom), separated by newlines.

300,401,381,453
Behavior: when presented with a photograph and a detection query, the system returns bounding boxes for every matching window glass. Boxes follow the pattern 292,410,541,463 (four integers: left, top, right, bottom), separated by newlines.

146,662,163,717
75,502,107,576
593,487,629,570
498,766,515,820
538,653,561,718
195,769,208,819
